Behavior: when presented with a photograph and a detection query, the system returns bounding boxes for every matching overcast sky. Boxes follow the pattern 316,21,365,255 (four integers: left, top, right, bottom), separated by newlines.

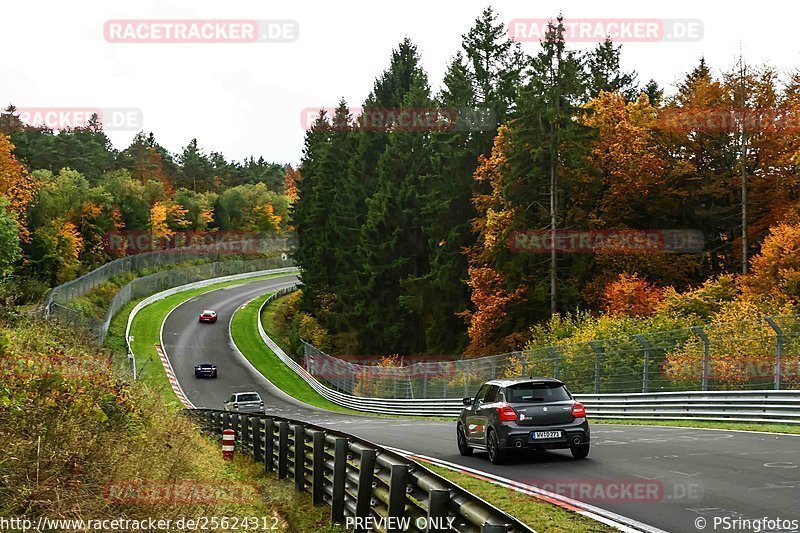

3,0,799,166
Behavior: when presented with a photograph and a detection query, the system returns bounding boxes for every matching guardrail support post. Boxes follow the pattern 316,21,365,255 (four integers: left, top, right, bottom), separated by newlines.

242,415,251,453
427,489,451,533
232,414,241,446
588,341,603,394
251,416,262,461
277,421,289,479
294,424,305,492
633,335,651,393
691,326,710,391
765,317,783,390
354,448,376,532
387,464,409,533
311,431,325,506
331,437,348,524
264,418,274,473
222,411,231,434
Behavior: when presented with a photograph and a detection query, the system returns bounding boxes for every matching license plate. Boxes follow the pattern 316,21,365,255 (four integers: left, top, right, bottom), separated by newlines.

532,430,562,440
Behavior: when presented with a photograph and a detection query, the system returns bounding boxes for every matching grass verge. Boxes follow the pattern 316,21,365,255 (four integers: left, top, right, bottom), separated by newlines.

423,464,614,532
105,272,294,409
230,292,364,414
592,417,800,435
0,315,340,532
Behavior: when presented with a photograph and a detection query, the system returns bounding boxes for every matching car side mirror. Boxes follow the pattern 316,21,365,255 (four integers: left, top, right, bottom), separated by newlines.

462,397,474,406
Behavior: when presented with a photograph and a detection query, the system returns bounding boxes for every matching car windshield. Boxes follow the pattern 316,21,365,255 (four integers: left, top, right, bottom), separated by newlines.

203,310,214,315
506,383,570,403
238,393,260,402
199,364,212,368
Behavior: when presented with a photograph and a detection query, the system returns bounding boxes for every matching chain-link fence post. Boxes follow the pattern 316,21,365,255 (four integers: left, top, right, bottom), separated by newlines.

517,351,527,377
588,341,603,394
691,326,710,391
546,346,559,379
765,317,783,390
633,334,651,393
464,361,471,398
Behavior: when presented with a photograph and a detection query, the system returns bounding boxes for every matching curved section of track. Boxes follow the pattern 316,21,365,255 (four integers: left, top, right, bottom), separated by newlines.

161,277,800,533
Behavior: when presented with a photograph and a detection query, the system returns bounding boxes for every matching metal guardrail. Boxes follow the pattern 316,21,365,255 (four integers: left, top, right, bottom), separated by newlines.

256,286,800,423
187,409,533,533
302,316,800,397
125,266,299,379
577,390,800,424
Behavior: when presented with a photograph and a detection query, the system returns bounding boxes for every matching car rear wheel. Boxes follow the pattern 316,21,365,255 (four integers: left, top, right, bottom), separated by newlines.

486,430,505,465
571,443,590,459
457,425,473,456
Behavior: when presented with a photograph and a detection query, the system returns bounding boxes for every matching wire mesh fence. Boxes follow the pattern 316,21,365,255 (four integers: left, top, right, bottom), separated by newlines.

302,315,800,399
43,236,295,343
43,235,294,310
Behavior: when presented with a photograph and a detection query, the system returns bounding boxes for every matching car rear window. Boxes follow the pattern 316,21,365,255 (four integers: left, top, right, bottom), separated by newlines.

238,393,260,402
506,383,570,403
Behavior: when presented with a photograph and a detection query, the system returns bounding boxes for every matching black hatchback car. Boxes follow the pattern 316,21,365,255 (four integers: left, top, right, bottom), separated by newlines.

194,363,217,378
457,377,590,464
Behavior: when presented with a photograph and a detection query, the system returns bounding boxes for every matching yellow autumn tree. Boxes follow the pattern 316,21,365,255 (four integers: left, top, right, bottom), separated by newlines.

580,91,666,225
0,134,40,240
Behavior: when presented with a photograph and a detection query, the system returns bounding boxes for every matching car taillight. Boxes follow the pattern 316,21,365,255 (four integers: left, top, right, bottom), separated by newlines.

496,404,517,421
572,402,586,418
260,401,264,407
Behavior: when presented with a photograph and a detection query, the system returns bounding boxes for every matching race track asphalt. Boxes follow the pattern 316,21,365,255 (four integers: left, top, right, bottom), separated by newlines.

161,276,800,533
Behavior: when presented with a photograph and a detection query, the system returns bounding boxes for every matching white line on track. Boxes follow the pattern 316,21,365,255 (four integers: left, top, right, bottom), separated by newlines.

385,447,668,533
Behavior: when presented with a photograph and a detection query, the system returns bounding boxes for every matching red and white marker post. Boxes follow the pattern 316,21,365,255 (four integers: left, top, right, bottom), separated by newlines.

222,429,235,460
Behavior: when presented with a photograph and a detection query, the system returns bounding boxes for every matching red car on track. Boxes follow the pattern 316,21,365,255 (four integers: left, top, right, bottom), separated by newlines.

198,309,218,323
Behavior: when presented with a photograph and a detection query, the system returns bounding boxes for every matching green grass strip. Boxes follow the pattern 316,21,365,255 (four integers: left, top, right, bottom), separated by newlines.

592,418,800,435
230,292,363,414
424,464,614,532
106,272,294,410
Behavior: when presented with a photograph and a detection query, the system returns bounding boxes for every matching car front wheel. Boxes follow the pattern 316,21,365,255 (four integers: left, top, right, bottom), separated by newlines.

457,425,473,456
486,430,505,465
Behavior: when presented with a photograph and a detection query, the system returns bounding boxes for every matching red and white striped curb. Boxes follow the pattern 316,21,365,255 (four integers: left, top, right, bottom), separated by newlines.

155,344,194,409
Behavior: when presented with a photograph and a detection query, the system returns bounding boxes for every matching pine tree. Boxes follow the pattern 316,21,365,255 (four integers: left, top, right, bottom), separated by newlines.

585,37,638,100
355,81,434,353
405,8,526,353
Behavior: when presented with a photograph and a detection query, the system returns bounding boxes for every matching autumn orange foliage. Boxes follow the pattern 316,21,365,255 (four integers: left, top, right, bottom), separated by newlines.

0,134,40,240
460,266,527,356
284,166,300,203
741,222,800,306
601,273,665,317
